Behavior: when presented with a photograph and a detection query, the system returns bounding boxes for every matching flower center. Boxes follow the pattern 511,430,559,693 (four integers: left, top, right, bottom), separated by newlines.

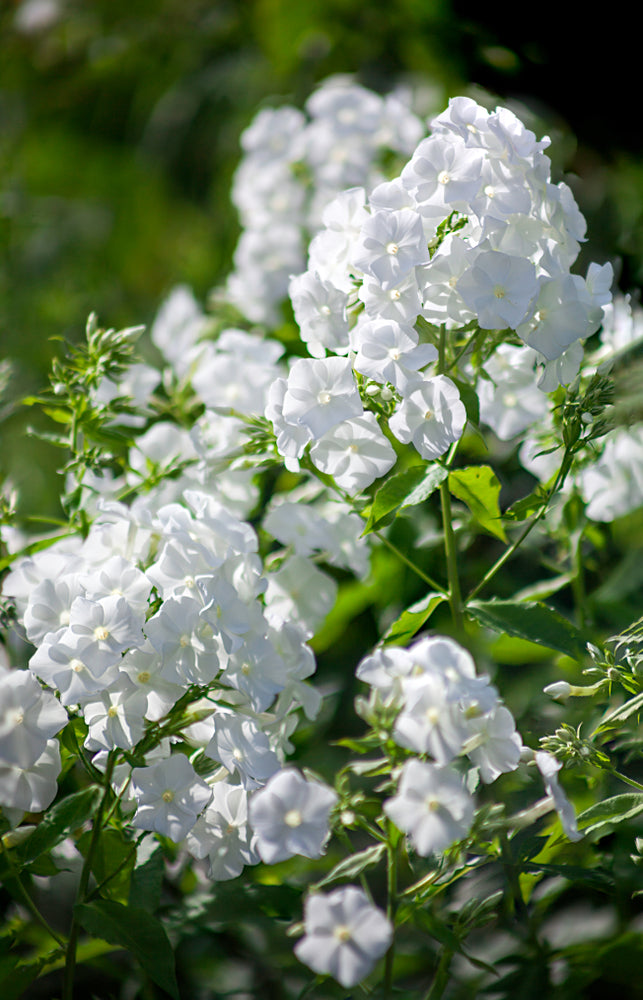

438,170,450,185
320,305,331,316
493,286,506,299
334,924,352,943
386,242,399,256
389,289,401,301
284,809,303,828
137,671,151,683
162,790,174,803
107,706,118,718
179,634,190,648
317,390,332,405
425,707,440,725
71,659,85,673
94,626,110,641
426,796,440,813
424,409,434,421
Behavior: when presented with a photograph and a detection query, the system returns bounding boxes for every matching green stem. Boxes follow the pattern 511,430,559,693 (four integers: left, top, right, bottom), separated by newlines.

571,530,589,629
466,455,571,603
609,768,643,793
62,753,116,1000
439,480,464,634
423,947,454,1000
383,828,398,999
0,841,66,949
374,531,447,595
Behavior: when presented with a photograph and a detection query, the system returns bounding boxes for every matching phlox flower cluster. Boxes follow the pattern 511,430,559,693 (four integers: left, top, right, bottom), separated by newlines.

2,486,328,881
358,635,522,854
516,291,643,523
266,95,612,498
225,76,426,325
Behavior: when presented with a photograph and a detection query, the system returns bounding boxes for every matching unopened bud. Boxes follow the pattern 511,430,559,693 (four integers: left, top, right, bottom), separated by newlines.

543,681,572,701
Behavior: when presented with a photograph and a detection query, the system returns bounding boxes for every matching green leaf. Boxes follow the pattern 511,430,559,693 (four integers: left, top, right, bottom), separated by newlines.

576,794,643,838
468,599,587,659
361,465,428,534
129,836,164,913
0,957,49,1000
595,692,643,732
384,592,447,645
77,828,136,903
312,844,386,890
74,899,179,999
16,786,102,866
451,378,480,426
399,465,448,509
449,466,507,541
504,485,549,522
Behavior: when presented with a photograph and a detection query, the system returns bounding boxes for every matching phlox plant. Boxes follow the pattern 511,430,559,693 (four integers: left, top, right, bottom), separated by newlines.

2,80,643,1000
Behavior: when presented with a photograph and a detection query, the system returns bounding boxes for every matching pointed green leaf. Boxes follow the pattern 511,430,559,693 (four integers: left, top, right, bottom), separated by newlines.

400,465,448,509
384,592,447,645
129,835,164,913
577,793,643,838
16,786,102,865
312,844,386,890
449,466,507,541
74,899,179,999
468,599,586,659
361,465,428,534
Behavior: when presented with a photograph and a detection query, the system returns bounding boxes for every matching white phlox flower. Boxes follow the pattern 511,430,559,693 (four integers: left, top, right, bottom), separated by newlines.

205,714,280,789
388,375,466,460
248,767,338,863
82,677,148,751
535,751,582,842
263,555,338,634
0,670,67,768
384,758,474,856
478,343,547,440
456,250,539,330
131,754,212,842
465,705,522,783
393,672,470,763
352,318,438,392
294,886,392,988
310,412,397,493
289,271,350,358
186,781,259,881
0,738,62,815
281,357,363,440
352,208,430,289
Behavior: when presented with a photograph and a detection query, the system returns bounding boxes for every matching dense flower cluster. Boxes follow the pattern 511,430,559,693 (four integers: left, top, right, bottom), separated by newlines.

2,489,323,879
266,95,612,500
226,76,426,324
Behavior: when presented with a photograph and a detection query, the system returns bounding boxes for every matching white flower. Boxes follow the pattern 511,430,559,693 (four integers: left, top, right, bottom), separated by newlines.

310,413,397,493
289,270,350,358
0,738,61,814
389,375,466,459
535,751,582,842
249,767,337,863
0,671,68,768
294,886,392,988
131,755,213,842
457,250,538,330
352,318,437,391
384,758,474,855
205,715,280,789
282,357,363,439
186,781,259,881
353,208,430,289
466,705,522,783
